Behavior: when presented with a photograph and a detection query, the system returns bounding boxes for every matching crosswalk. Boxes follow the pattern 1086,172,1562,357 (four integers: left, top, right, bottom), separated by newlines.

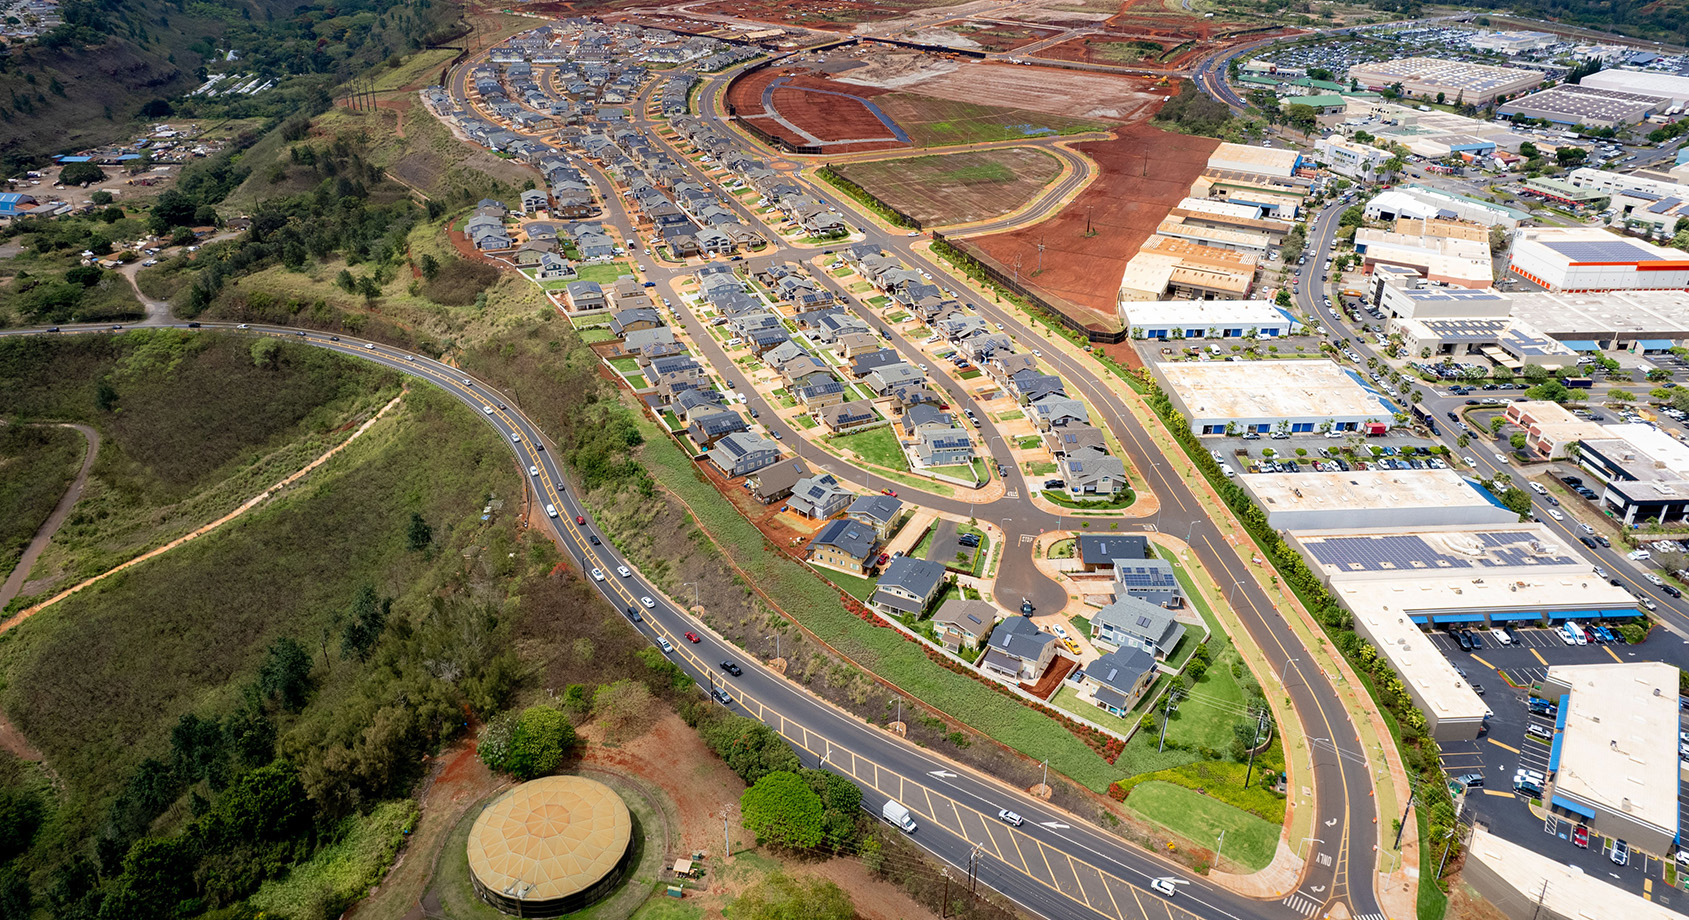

1354,913,1387,920
1282,893,1321,915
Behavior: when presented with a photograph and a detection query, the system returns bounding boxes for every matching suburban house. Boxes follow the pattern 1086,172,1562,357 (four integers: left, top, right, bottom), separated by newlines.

900,404,954,437
537,252,575,281
850,348,902,379
748,458,808,504
981,616,1058,683
818,401,878,433
706,432,782,478
1077,535,1153,573
1113,559,1184,608
565,280,606,312
845,494,902,539
687,408,748,447
620,327,678,356
835,331,880,358
1044,425,1107,457
1091,594,1188,660
788,473,854,519
807,519,878,576
915,429,974,469
932,599,995,651
1083,647,1159,716
1028,395,1090,431
870,556,948,617
1058,447,1127,498
610,307,663,336
794,378,847,408
1010,369,1066,404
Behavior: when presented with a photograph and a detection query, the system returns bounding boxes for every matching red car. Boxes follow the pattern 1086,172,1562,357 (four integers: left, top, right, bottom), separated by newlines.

881,488,897,497
1572,826,1589,849
685,631,701,643
876,553,890,566
575,515,585,525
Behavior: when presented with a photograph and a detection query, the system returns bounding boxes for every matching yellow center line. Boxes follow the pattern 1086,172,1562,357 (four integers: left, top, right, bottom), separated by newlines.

1605,646,1622,663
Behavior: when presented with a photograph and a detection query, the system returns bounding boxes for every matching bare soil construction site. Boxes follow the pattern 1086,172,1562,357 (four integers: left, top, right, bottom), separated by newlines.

833,148,1064,227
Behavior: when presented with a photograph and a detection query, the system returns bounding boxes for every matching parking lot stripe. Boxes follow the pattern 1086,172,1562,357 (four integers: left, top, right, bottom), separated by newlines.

1488,739,1521,754
1470,654,1497,670
1531,648,1547,665
1482,789,1515,797
1605,646,1623,663
1646,878,1654,899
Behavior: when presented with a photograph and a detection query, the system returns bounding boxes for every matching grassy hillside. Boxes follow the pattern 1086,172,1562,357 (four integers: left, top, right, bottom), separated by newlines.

0,332,402,600
0,424,85,580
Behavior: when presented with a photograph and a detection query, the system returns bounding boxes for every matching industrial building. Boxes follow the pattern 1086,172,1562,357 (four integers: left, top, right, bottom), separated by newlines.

1376,281,1578,371
1502,289,1689,351
1241,469,1519,530
1205,142,1304,179
1314,135,1394,181
1155,360,1395,437
1504,401,1609,460
1540,662,1680,857
1122,300,1304,339
1576,423,1689,525
1353,220,1494,289
1579,67,1689,107
1465,826,1682,920
1117,236,1258,302
1289,525,1637,741
1466,30,1555,54
1362,186,1526,228
1496,83,1670,128
1344,57,1544,106
1507,228,1689,292
1189,168,1310,219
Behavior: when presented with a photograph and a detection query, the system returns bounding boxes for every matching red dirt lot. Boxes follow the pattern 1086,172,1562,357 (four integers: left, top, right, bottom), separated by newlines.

931,19,1064,53
963,121,1219,323
727,67,910,154
690,0,909,31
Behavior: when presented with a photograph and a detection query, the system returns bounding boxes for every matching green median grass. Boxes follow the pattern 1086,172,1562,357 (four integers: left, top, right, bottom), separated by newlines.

1123,780,1279,871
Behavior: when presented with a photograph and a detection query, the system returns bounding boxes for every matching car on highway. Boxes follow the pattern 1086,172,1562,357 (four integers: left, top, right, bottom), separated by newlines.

997,809,1024,827
617,566,631,578
1594,566,1608,578
1494,453,1508,465
720,660,743,676
1149,878,1178,898
685,631,700,643
1547,509,1564,521
530,465,539,476
591,568,605,582
641,596,655,609
711,686,732,705
575,515,586,525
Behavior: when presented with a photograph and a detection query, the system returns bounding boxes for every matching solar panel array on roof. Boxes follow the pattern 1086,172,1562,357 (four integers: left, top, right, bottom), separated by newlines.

1648,197,1683,214
1115,565,1178,587
1542,240,1663,262
1303,532,1576,573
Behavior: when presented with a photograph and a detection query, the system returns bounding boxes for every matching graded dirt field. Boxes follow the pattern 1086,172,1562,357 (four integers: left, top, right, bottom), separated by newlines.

963,122,1219,325
834,51,1162,122
875,94,1106,147
726,67,910,153
906,19,1064,52
691,0,919,31
834,148,1062,226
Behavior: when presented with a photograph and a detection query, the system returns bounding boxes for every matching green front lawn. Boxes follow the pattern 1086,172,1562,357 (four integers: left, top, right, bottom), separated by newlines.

609,356,643,372
830,427,907,471
578,328,617,344
1017,435,1044,450
574,261,636,284
825,569,878,602
997,410,1024,421
793,414,818,430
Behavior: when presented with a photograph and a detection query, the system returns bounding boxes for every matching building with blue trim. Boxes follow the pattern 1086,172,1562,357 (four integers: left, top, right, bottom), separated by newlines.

0,193,37,216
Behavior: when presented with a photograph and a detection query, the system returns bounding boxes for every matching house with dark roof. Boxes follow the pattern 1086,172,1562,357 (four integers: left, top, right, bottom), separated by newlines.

916,429,974,468
1082,647,1158,716
1076,535,1152,572
748,458,809,504
687,408,748,447
707,432,781,478
818,400,878,434
1059,447,1127,498
795,378,847,408
870,556,947,617
1044,425,1106,457
1091,594,1187,660
1112,559,1184,608
1028,395,1090,431
932,599,995,651
565,280,606,312
610,308,663,336
849,348,902,379
807,519,878,575
900,404,954,436
846,494,902,539
981,616,1057,682
1010,369,1066,404
788,473,853,519
620,327,678,356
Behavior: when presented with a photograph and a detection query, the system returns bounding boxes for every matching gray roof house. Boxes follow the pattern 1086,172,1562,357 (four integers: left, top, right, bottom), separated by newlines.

1059,447,1127,497
818,400,878,433
981,616,1057,682
1084,647,1158,717
1091,594,1187,661
749,458,809,504
932,599,996,651
707,432,781,478
1028,395,1090,431
787,473,853,519
845,494,902,539
565,280,606,312
1044,424,1107,457
807,518,879,576
916,429,974,468
1112,559,1184,609
1076,535,1151,572
688,408,749,447
870,555,947,617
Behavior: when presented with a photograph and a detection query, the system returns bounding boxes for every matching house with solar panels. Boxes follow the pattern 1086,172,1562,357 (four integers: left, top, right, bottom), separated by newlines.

1111,560,1183,609
1508,228,1689,292
1090,595,1188,661
1078,647,1158,717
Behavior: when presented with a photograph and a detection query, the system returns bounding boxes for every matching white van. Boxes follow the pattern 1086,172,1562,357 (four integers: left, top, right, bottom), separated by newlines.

657,636,674,653
1489,628,1512,646
1529,482,1548,495
545,504,558,518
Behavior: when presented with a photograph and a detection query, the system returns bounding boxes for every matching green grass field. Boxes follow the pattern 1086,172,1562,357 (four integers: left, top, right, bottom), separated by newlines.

1124,781,1279,871
0,424,85,580
877,95,1109,148
833,148,1063,227
575,261,636,284
829,427,907,471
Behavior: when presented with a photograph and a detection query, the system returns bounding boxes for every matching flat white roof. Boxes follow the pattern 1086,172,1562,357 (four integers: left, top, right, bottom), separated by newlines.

1548,662,1680,833
1209,142,1302,177
1122,300,1297,328
1338,586,1490,722
1467,826,1684,920
1602,422,1689,476
1582,67,1689,104
1247,469,1503,514
1158,360,1391,420
1506,289,1689,337
1511,400,1609,443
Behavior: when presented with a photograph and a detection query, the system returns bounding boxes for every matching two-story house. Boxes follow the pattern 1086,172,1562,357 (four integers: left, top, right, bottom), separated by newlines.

869,555,947,617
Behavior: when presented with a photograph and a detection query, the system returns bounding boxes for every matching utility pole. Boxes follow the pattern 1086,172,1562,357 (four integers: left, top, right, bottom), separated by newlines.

941,870,951,918
968,843,984,895
1529,879,1550,920
1158,688,1180,753
723,807,732,858
1394,788,1416,849
1243,707,1270,788
1436,827,1460,879
1040,759,1049,791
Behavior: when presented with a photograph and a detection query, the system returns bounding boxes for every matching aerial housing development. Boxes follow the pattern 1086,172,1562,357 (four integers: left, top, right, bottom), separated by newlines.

10,7,1689,920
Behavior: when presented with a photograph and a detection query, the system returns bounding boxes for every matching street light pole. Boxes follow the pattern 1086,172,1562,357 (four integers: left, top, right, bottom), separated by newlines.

1215,829,1225,870
1298,836,1324,859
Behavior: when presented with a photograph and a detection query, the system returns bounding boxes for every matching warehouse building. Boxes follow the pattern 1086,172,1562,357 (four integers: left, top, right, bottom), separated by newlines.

1117,237,1258,302
1155,359,1395,437
1503,289,1689,350
1363,186,1526,228
1576,423,1689,525
1507,227,1689,291
1353,222,1494,289
1242,469,1519,530
1465,826,1682,920
1122,300,1303,339
1580,67,1689,107
1504,401,1608,460
1540,662,1680,857
1375,281,1578,370
1189,168,1310,219
1345,56,1544,106
1314,135,1394,181
1496,83,1670,128
1289,525,1637,741
1206,142,1304,179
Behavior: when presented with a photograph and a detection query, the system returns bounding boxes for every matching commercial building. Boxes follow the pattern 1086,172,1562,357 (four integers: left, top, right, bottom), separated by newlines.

1576,423,1689,525
1342,101,1537,159
1189,169,1310,219
1241,469,1518,530
1314,135,1395,181
1155,359,1395,437
1503,401,1608,460
1503,289,1689,350
1466,30,1555,54
1289,524,1638,741
1353,220,1494,289
1496,83,1670,128
1122,300,1304,339
1376,281,1579,371
1117,237,1258,302
1507,227,1689,292
1362,186,1526,229
1206,142,1304,179
1345,56,1545,106
1580,67,1689,107
1465,826,1683,920
1540,662,1680,857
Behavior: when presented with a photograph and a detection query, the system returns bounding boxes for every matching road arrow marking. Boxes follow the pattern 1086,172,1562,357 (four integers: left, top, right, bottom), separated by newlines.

1310,885,1326,893
1041,821,1070,830
928,770,958,779
1326,818,1338,827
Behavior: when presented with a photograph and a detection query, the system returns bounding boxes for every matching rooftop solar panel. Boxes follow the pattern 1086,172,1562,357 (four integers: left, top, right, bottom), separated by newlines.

1649,197,1683,214
1542,240,1662,263
1303,532,1574,572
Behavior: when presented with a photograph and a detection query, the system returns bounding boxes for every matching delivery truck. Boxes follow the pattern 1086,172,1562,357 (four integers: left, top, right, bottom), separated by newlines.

882,800,917,833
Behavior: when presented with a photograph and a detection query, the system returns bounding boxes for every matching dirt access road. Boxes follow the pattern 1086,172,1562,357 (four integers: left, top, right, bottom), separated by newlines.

0,423,99,611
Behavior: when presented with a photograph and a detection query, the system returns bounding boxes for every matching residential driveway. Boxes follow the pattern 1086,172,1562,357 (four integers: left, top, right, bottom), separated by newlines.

924,519,963,566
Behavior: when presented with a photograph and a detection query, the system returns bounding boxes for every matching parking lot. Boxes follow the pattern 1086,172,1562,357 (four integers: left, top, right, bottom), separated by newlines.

1428,625,1689,906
